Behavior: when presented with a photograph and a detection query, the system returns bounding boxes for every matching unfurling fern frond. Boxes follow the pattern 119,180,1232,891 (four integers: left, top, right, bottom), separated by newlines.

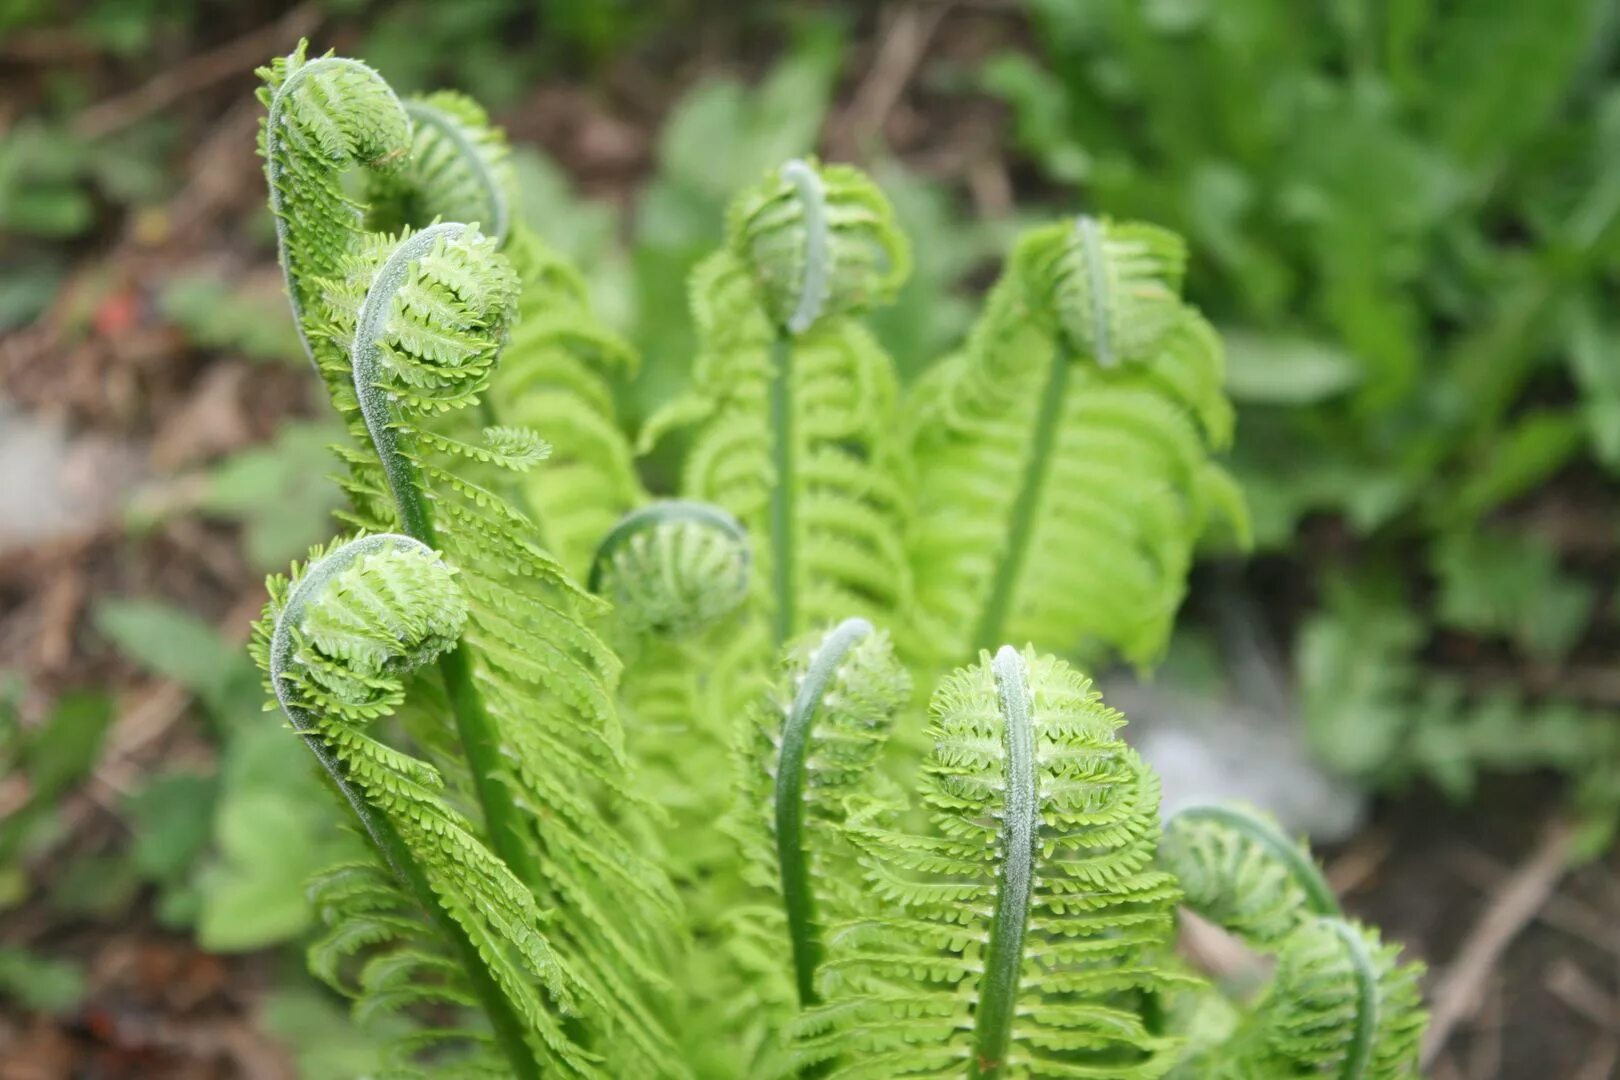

261,45,685,1071
699,618,908,1077
258,40,411,379
1159,804,1339,947
356,80,645,580
1158,805,1427,1079
795,646,1183,1079
646,158,913,649
251,535,587,1079
367,90,514,243
905,217,1246,670
590,500,751,639
736,618,910,1003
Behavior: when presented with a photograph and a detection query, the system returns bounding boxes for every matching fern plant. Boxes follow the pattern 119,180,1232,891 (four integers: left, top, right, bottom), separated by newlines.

252,43,1425,1079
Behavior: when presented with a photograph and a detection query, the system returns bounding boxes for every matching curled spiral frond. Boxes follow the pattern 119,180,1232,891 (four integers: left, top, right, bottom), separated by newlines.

728,157,911,335
258,40,411,371
263,534,465,721
368,90,515,243
589,501,751,638
1266,918,1426,1079
1196,917,1425,1080
905,214,1245,672
1159,804,1339,948
252,535,588,1079
1023,216,1187,369
795,646,1182,1079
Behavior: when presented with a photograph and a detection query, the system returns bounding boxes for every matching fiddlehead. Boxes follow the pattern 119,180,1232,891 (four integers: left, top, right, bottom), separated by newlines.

1156,805,1426,1079
367,90,514,243
589,500,751,639
1159,804,1339,947
795,646,1181,1078
258,41,411,375
906,215,1246,671
360,84,648,579
646,158,913,652
264,48,685,1075
253,535,586,1078
763,618,909,1006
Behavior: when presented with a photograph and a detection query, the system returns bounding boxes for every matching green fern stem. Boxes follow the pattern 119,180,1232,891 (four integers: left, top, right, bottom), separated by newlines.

775,616,874,1006
350,223,543,892
1327,918,1380,1080
766,159,834,645
402,98,510,243
264,53,406,372
973,344,1070,653
971,644,1039,1079
1169,805,1340,917
769,333,796,646
268,535,540,1080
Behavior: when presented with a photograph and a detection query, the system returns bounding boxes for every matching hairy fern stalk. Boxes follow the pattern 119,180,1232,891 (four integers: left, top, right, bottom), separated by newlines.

253,43,1426,1079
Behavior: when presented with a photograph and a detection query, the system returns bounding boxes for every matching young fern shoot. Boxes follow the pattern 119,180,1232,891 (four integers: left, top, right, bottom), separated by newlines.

259,43,684,1075
797,646,1183,1079
645,157,913,649
1158,805,1427,1078
906,217,1246,670
253,536,583,1078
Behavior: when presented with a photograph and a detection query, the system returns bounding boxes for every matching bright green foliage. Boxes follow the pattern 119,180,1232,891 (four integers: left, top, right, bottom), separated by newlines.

256,44,682,1076
646,158,913,648
499,225,647,577
1161,806,1425,1079
590,501,751,639
906,219,1242,669
797,648,1183,1079
253,44,1422,1079
253,536,584,1079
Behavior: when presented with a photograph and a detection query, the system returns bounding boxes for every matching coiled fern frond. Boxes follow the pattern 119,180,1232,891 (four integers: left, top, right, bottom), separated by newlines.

251,535,587,1078
905,217,1246,670
590,500,751,639
356,80,646,580
367,90,513,243
259,45,684,1076
1159,804,1339,947
645,158,913,649
1160,805,1427,1079
794,646,1184,1079
258,41,410,380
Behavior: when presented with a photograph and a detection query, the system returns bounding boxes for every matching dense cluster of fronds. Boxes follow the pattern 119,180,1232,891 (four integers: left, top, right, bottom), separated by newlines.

252,42,1424,1079
258,44,681,1076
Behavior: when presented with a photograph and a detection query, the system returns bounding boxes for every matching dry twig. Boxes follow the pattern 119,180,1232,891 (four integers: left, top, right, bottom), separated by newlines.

1422,817,1576,1067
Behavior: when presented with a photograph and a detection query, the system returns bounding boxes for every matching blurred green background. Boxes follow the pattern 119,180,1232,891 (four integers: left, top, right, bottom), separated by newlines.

2,1,1618,1075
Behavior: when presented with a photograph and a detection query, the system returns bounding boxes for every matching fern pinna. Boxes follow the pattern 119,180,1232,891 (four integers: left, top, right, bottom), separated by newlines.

254,43,1424,1079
